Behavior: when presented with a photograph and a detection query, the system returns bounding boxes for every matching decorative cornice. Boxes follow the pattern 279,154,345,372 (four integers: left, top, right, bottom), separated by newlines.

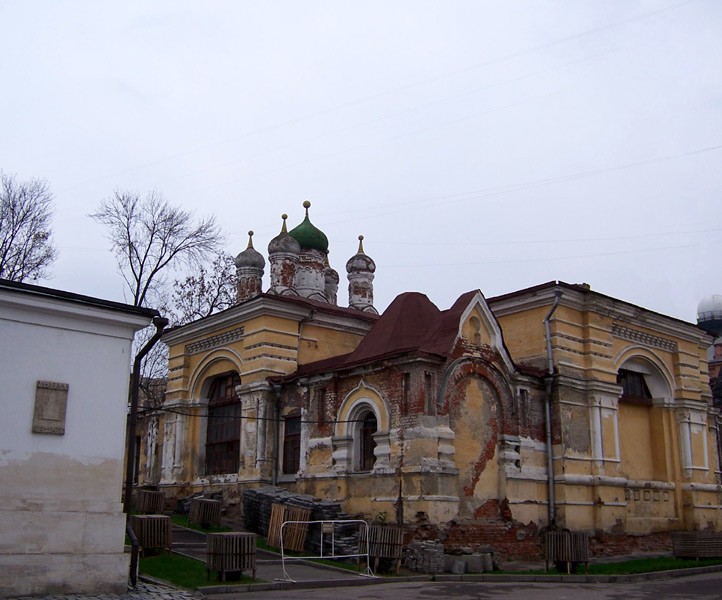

612,323,678,352
186,326,244,354
163,297,311,345
488,282,711,346
244,341,296,352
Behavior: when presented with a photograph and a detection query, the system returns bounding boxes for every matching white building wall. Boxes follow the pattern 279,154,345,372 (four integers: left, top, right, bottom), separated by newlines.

0,287,153,597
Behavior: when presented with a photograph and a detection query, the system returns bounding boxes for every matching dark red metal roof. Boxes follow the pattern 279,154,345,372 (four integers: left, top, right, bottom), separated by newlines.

281,290,479,381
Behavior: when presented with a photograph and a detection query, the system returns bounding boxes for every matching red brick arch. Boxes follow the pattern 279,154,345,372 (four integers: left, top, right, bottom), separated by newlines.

437,357,513,421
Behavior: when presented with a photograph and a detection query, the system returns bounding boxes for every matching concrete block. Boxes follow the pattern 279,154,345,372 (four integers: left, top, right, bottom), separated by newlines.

451,559,466,574
466,553,483,573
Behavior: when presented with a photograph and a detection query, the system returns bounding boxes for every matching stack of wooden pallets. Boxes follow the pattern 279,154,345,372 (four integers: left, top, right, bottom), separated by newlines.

267,503,312,551
359,525,405,574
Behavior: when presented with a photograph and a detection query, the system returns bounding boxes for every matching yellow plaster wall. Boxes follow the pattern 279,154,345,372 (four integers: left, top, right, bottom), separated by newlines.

297,322,366,364
690,425,708,470
618,403,655,481
648,408,671,480
451,376,499,518
167,307,371,400
601,411,618,460
304,441,333,476
493,306,549,366
461,309,492,347
495,299,709,401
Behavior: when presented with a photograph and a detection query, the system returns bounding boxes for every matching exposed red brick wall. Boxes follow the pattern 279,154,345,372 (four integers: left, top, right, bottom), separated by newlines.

404,512,542,560
589,530,671,556
404,511,674,560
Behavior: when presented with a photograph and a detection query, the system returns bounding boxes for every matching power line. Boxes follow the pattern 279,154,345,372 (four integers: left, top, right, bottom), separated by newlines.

140,404,366,425
57,0,697,195
309,143,722,228
374,228,722,248
383,243,699,269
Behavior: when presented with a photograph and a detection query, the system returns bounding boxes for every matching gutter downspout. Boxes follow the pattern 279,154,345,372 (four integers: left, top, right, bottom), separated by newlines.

123,315,167,590
544,289,562,528
126,521,140,588
123,315,168,517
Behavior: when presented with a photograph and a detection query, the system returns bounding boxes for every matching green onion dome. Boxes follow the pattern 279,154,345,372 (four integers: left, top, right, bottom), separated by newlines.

288,200,329,254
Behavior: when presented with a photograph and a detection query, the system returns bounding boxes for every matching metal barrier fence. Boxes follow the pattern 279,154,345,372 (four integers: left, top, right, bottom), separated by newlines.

279,519,376,582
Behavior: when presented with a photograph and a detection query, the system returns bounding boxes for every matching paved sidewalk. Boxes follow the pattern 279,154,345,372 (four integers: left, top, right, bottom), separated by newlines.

7,580,198,600
172,525,376,585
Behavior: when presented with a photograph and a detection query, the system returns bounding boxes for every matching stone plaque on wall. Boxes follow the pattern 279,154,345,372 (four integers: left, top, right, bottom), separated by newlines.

32,381,69,435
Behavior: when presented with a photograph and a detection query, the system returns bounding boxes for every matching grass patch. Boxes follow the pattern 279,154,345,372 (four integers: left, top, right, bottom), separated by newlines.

255,536,275,553
140,552,255,589
171,513,232,533
587,556,722,575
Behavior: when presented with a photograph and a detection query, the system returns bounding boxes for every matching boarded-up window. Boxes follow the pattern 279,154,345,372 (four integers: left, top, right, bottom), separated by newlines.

618,369,652,405
360,412,377,472
205,373,241,475
283,415,302,474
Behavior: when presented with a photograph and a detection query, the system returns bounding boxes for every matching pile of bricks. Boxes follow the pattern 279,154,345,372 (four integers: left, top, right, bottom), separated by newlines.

403,540,445,574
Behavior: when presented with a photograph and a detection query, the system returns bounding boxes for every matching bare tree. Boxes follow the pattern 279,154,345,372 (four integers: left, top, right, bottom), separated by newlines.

170,252,238,326
0,172,57,282
135,323,170,409
90,189,223,307
132,253,238,411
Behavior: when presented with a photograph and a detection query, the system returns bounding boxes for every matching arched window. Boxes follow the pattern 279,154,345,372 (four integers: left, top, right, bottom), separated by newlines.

617,369,653,405
334,383,391,474
205,372,241,475
359,411,377,472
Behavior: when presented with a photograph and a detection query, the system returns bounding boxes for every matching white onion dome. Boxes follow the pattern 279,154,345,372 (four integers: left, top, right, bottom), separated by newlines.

346,235,376,274
234,231,266,269
268,214,301,255
698,294,722,322
698,294,722,336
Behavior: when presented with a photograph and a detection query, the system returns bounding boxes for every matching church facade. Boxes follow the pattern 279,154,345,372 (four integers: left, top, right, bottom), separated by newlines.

139,202,721,557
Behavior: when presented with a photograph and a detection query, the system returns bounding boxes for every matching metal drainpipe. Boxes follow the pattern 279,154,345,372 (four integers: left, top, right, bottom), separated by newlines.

544,289,563,528
126,521,140,588
123,315,168,517
271,384,282,486
124,315,167,589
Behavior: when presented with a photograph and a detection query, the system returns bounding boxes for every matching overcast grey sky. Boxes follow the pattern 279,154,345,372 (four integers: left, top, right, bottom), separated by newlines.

2,1,720,322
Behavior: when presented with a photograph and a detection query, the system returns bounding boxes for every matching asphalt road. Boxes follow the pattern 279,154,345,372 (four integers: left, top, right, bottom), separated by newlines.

213,571,722,600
